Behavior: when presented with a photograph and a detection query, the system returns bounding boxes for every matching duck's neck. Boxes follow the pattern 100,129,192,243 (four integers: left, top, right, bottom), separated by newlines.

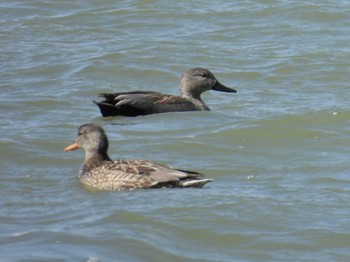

182,93,210,111
84,149,112,164
181,88,201,100
181,87,210,110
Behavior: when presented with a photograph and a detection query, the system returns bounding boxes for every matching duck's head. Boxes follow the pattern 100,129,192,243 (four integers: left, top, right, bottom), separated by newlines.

180,67,236,99
65,123,110,161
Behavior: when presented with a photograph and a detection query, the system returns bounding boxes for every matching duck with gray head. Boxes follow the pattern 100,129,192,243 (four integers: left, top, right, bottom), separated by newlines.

94,67,236,117
65,123,214,191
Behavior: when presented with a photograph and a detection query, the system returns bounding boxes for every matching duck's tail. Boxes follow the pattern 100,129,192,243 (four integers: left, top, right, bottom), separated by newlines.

93,100,121,117
181,178,214,188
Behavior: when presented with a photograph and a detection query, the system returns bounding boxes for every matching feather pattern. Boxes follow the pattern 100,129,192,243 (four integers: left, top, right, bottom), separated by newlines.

65,124,214,191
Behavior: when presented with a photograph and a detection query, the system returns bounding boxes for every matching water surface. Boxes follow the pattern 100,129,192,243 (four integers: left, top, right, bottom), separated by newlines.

1,1,350,261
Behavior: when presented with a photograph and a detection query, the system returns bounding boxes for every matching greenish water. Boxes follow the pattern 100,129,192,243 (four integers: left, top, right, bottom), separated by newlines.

1,1,350,261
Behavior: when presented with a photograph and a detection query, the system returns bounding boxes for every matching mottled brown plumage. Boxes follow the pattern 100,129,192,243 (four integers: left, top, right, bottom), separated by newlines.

94,67,236,117
65,123,213,191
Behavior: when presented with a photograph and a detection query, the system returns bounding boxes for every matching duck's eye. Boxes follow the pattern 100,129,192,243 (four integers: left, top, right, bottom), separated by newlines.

201,73,207,78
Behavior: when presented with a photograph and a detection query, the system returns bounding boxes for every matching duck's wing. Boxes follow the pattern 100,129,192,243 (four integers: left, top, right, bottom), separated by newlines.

94,91,163,117
110,160,213,188
101,159,181,179
94,91,197,117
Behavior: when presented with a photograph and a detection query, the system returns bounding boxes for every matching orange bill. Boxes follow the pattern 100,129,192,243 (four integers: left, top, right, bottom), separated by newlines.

64,143,80,152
